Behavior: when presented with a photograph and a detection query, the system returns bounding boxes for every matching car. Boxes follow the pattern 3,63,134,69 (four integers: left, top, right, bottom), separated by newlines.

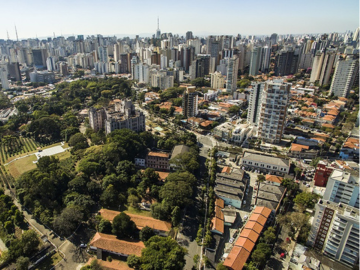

243,215,248,221
243,200,246,204
229,237,235,244
79,243,87,248
306,184,311,187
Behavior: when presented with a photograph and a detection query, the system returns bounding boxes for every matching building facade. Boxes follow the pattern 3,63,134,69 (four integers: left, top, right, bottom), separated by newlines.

257,81,290,143
182,86,198,118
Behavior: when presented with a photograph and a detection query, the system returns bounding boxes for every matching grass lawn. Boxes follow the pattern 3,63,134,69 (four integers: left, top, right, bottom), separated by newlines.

35,252,62,270
7,150,71,179
5,142,70,163
8,155,37,179
124,206,153,217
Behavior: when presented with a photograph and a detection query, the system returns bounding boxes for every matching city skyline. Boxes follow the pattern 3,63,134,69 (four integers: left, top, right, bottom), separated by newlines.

0,0,359,40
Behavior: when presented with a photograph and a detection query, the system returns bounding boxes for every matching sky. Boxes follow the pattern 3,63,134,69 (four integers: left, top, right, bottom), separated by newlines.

0,0,359,40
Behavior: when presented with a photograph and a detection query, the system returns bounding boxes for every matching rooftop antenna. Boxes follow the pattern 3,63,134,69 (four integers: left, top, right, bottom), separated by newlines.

15,25,18,41
7,30,10,40
157,16,159,30
53,32,55,38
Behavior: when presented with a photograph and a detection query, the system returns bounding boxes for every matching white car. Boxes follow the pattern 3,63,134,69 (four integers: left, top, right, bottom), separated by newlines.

229,238,235,243
243,215,248,221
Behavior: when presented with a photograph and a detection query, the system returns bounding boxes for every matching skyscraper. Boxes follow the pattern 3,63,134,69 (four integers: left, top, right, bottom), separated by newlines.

98,46,109,62
210,71,225,89
249,47,262,76
247,82,264,125
156,17,161,39
330,55,359,97
0,67,10,89
186,31,194,40
225,56,239,93
182,86,198,118
257,80,290,143
190,54,211,79
261,46,271,73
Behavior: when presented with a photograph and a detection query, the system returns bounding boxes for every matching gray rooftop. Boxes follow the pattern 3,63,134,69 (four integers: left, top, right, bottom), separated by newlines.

171,145,190,159
215,190,243,201
256,199,279,210
242,151,290,167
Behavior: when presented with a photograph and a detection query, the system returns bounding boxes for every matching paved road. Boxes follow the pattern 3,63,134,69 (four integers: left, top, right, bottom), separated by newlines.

6,190,85,269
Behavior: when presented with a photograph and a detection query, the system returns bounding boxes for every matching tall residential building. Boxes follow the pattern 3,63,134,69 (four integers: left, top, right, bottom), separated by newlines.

32,48,48,68
182,86,198,118
307,200,359,267
330,55,359,97
89,100,145,134
249,47,262,76
274,48,295,76
225,55,239,93
0,67,10,89
134,62,150,84
207,36,220,64
257,81,290,143
261,46,271,73
190,54,211,79
323,170,359,208
247,82,264,126
310,50,337,85
150,70,174,90
156,17,161,39
186,31,193,40
210,71,225,89
46,57,56,71
98,46,109,63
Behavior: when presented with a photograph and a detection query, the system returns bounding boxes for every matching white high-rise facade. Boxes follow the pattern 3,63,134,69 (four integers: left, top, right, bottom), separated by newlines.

249,46,262,76
0,67,9,90
257,80,290,143
247,82,264,126
330,55,359,97
210,71,225,89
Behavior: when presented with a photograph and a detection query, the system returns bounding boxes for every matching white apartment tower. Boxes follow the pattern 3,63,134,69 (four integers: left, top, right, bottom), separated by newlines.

249,47,262,76
257,81,290,143
323,170,359,208
210,71,225,89
330,55,359,97
307,200,359,267
247,82,264,126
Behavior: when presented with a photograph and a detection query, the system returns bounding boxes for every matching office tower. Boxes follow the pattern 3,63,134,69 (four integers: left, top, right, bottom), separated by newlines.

0,67,10,89
156,17,161,39
187,39,201,55
46,57,56,71
270,33,278,45
298,52,314,70
274,48,295,76
330,55,359,97
261,46,271,73
225,56,239,93
7,62,21,81
207,36,220,64
257,81,290,143
98,46,108,62
249,47,262,76
32,48,47,68
247,82,264,125
307,200,359,267
220,35,233,50
186,31,193,40
179,46,194,72
119,53,129,73
211,71,225,89
190,54,211,79
182,86,198,118
323,170,359,208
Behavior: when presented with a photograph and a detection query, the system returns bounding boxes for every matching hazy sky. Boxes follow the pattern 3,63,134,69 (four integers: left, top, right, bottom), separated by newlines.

0,0,359,40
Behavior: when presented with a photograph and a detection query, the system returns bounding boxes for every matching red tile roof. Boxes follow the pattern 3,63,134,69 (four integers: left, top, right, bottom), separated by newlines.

90,232,144,257
265,174,283,184
99,209,171,232
223,246,250,270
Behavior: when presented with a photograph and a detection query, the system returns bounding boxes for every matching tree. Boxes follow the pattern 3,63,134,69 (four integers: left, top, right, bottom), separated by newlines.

294,167,302,178
159,180,193,209
128,195,140,208
112,213,137,239
127,255,141,269
310,157,321,167
277,212,309,240
68,133,89,151
140,236,187,270
171,206,181,227
293,192,319,210
53,206,84,236
139,226,155,242
228,105,240,115
100,184,119,208
16,256,30,270
216,262,228,270
257,175,265,183
263,226,276,244
98,219,112,234
169,152,199,173
80,259,104,270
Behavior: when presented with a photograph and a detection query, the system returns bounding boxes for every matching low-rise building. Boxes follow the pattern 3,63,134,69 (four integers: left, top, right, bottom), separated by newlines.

314,161,334,187
211,198,225,235
339,137,359,160
288,143,318,159
99,209,172,236
90,232,145,259
254,175,286,212
146,151,170,171
239,151,290,176
214,170,247,209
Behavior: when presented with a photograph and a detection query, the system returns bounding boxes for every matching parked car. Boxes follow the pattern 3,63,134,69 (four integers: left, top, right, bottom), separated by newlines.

229,238,235,244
